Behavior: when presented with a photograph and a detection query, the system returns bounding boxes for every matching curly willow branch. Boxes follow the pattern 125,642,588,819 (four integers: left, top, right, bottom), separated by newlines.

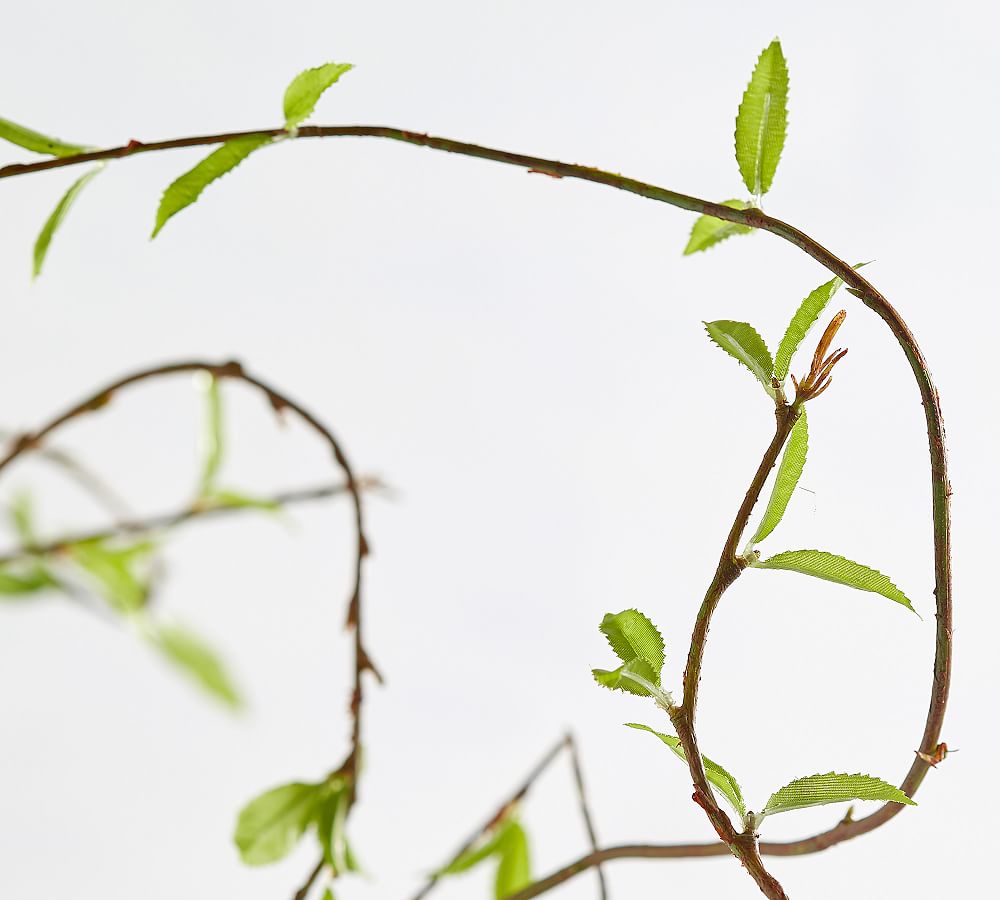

0,127,952,892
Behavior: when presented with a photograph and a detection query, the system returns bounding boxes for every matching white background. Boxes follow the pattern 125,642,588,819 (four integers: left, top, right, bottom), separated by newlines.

0,1,994,898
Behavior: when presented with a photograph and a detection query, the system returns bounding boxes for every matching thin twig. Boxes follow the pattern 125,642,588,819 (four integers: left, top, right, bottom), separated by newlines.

292,857,325,900
410,734,568,900
0,125,952,874
0,478,379,566
565,733,608,900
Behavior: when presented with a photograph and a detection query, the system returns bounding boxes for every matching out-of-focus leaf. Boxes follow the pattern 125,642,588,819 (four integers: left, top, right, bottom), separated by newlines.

150,623,241,708
0,116,86,157
683,200,752,255
9,492,36,544
152,134,272,237
283,63,353,129
754,549,915,613
735,40,788,197
234,781,324,865
315,778,351,872
626,723,747,821
203,490,281,512
0,563,59,600
197,375,223,497
66,537,155,614
494,821,531,899
435,827,508,876
33,165,104,278
749,411,807,545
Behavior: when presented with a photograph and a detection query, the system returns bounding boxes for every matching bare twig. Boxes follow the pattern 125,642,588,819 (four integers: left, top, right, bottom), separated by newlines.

565,733,608,900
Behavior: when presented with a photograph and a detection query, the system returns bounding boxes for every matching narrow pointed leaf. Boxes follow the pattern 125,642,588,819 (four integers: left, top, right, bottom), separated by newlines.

203,490,281,511
152,134,272,237
735,40,789,197
683,200,752,255
67,538,156,613
704,320,774,391
315,780,351,871
0,116,86,157
435,826,508,876
626,723,747,820
599,609,664,674
33,165,103,277
494,821,531,899
750,411,808,545
198,375,224,497
234,781,324,865
755,549,914,612
592,657,660,697
151,623,241,708
0,563,59,599
283,63,353,129
759,772,915,822
10,492,37,544
774,276,843,380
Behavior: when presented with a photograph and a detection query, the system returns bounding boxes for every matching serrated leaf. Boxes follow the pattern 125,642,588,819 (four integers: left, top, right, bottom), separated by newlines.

33,165,103,278
198,375,223,497
0,562,59,599
750,411,807,546
626,723,747,821
704,320,774,392
735,40,788,197
494,821,531,899
683,200,752,255
774,276,843,380
599,609,664,675
150,623,241,708
152,134,272,237
234,781,324,865
758,772,915,823
0,116,86,157
592,657,660,697
283,63,353,130
67,537,156,614
755,549,914,612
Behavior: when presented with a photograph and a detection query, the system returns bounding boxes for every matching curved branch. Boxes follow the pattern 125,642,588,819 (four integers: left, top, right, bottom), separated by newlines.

0,126,952,869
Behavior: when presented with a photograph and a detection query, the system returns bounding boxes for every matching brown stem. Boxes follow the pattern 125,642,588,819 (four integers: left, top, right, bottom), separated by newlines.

409,734,568,900
0,124,952,876
565,734,608,900
291,857,325,900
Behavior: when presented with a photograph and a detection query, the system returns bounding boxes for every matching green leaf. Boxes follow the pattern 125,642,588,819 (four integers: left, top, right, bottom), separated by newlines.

592,657,661,697
0,116,87,157
599,609,665,675
773,276,843,381
494,821,531,899
758,772,915,824
33,165,103,278
735,39,789,198
150,623,242,708
283,63,353,129
704,320,774,392
152,134,272,238
0,563,59,600
67,538,156,614
234,781,324,865
436,827,508,876
315,780,351,873
683,200,752,255
203,490,281,512
9,492,37,544
198,375,223,497
321,889,335,900
749,411,808,546
626,723,747,821
754,549,915,613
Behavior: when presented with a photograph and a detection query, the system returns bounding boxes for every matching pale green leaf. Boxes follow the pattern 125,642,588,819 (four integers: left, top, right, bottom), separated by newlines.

436,826,508,876
234,781,324,865
9,492,36,544
704,320,774,392
322,889,335,900
0,116,86,157
774,276,843,380
33,165,103,278
495,821,531,899
758,772,915,823
315,781,351,873
750,411,808,545
203,490,281,512
683,200,752,255
67,538,156,614
151,623,241,708
755,549,915,612
599,609,664,675
198,375,223,497
592,657,660,697
283,63,353,129
152,135,272,237
626,723,747,821
0,563,59,599
735,40,789,197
